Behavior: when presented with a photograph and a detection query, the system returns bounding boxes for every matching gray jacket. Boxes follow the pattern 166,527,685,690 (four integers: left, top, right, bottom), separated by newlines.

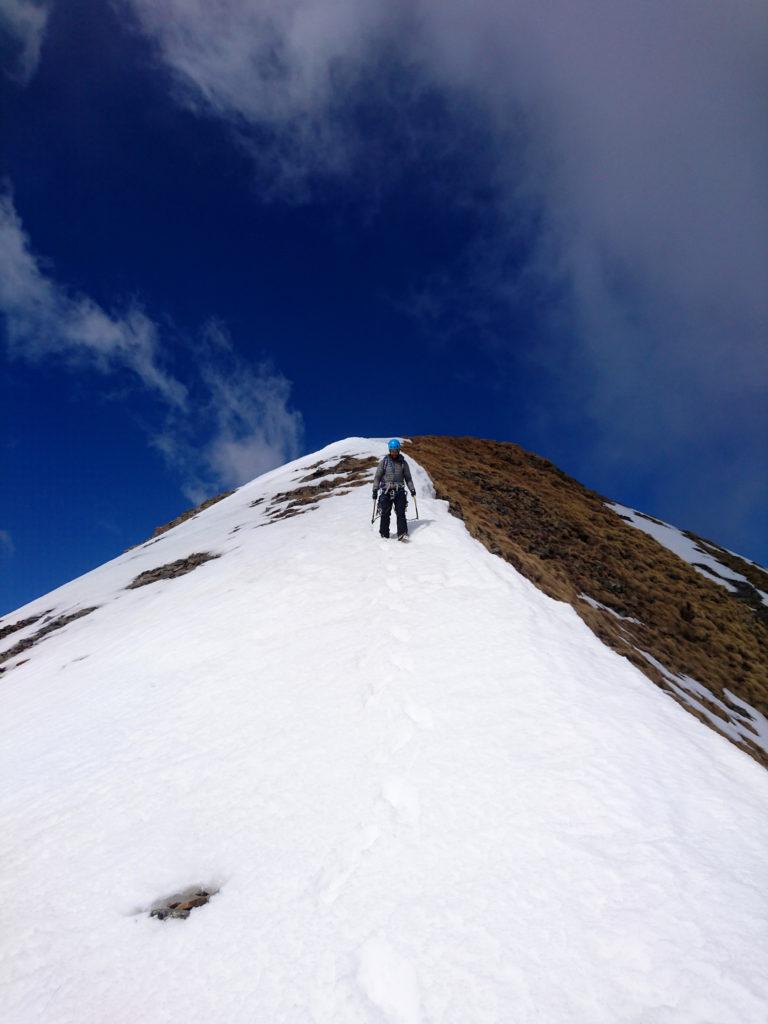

373,454,415,495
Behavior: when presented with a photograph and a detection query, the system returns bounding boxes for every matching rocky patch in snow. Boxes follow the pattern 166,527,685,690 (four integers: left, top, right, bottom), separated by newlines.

0,611,48,642
260,454,377,524
0,607,98,671
126,552,221,589
149,886,218,921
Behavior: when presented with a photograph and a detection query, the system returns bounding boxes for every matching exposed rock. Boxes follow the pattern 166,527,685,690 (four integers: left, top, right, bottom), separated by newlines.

0,608,99,667
296,454,377,484
0,613,47,643
263,455,377,524
126,553,221,589
150,887,216,921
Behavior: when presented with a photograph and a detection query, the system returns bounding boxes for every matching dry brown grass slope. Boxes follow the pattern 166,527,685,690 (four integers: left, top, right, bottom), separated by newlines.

408,436,768,769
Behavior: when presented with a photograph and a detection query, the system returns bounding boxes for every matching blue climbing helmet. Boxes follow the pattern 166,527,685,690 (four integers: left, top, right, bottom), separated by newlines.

388,439,401,451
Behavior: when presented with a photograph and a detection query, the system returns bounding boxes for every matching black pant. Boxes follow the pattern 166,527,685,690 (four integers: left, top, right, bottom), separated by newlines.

379,488,408,537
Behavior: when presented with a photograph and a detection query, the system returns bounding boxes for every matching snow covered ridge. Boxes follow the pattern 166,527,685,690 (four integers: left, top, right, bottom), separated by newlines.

406,436,768,769
609,501,768,608
3,434,766,771
0,440,381,673
3,436,768,1023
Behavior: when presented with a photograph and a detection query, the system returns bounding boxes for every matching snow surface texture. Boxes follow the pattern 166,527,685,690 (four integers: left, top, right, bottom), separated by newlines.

2,438,768,1024
608,501,768,605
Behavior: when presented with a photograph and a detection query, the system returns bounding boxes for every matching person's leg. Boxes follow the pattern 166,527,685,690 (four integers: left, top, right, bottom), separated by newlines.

394,489,408,536
379,491,393,537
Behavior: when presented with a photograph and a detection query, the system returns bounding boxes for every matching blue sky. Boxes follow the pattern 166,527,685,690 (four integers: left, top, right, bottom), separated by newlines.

1,0,766,614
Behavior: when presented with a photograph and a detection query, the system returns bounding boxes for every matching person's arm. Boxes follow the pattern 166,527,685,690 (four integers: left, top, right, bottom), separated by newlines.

372,458,384,499
403,459,416,495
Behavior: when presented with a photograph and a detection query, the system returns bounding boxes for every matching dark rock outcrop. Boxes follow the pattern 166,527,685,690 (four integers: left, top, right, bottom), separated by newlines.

0,608,99,668
126,552,220,589
150,887,216,921
263,454,377,524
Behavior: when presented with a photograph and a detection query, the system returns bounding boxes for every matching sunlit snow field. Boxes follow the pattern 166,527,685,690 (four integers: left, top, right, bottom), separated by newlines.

2,439,767,1023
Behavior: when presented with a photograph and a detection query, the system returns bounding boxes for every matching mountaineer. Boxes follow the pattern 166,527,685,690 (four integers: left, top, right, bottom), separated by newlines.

372,439,416,541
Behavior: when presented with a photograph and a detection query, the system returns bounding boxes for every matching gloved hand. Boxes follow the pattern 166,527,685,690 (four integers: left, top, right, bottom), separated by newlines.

372,490,378,501
410,489,416,497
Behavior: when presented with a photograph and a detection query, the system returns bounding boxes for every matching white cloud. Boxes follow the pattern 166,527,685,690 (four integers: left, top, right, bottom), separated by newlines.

125,0,389,123
0,191,304,496
442,2,767,455
0,190,186,406
0,530,14,557
153,323,303,502
0,0,51,84
121,0,767,440
202,361,303,487
122,0,395,188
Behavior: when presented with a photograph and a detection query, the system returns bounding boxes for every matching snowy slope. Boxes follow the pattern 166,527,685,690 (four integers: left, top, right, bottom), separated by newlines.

2,438,768,1024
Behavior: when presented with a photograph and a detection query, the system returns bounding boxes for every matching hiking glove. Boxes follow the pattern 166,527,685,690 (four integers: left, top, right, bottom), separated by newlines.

372,490,378,501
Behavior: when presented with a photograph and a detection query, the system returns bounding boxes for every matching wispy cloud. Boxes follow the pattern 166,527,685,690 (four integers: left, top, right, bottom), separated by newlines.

122,0,398,194
0,189,303,495
1,0,51,84
153,322,303,503
122,0,767,542
120,1,768,408
0,189,186,406
0,530,14,557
